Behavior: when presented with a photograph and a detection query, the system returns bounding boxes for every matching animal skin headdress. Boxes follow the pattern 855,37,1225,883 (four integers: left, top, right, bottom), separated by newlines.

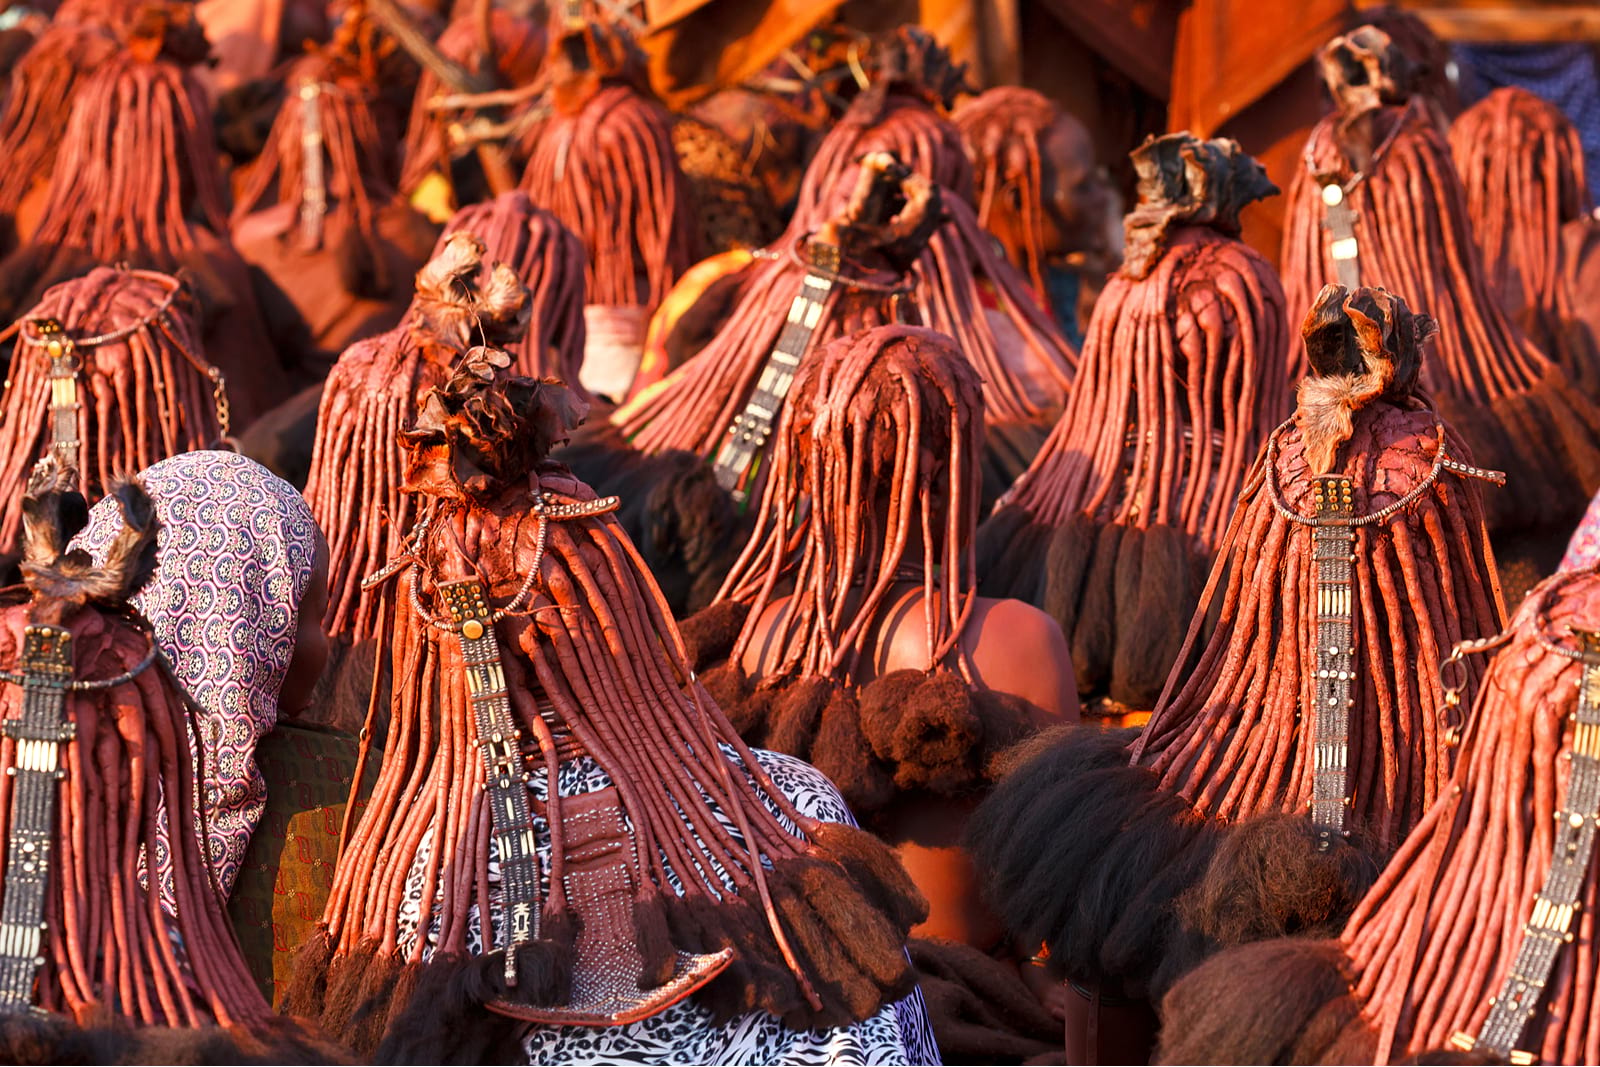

978,132,1287,708
305,232,532,641
970,285,1506,1002
293,349,926,1060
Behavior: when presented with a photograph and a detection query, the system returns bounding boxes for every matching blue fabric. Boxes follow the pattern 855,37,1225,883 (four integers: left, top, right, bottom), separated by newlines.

1454,42,1600,207
1044,263,1085,349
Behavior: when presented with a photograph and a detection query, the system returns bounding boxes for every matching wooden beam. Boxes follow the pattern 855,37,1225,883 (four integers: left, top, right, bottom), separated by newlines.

1033,0,1175,98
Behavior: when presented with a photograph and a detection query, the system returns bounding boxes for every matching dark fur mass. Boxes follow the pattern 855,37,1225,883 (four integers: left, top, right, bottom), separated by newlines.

1178,813,1380,948
909,937,1062,1063
0,1013,344,1065
1155,939,1365,1066
678,598,752,671
972,504,1051,602
554,419,747,616
968,727,1216,998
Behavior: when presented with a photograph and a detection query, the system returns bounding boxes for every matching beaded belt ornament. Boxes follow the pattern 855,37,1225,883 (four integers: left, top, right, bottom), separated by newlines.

439,578,544,986
0,621,156,1011
1452,627,1600,1064
1310,475,1357,841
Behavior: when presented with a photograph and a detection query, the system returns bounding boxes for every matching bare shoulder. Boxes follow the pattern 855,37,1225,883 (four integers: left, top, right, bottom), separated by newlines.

962,596,1080,725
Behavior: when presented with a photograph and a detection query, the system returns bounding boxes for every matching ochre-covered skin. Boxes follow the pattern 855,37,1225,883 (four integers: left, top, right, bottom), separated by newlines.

1158,566,1600,1066
0,269,220,553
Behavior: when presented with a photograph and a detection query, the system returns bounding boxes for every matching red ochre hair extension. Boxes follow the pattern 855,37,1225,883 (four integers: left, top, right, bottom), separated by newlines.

1450,86,1599,385
0,268,221,553
304,233,530,642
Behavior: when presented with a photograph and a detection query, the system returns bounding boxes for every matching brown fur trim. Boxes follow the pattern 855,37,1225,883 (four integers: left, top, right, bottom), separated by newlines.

1154,938,1358,1065
909,937,1062,1064
809,686,896,815
1069,522,1125,695
1176,813,1379,947
1110,524,1201,708
765,675,835,760
678,599,752,671
20,466,157,606
0,1013,347,1065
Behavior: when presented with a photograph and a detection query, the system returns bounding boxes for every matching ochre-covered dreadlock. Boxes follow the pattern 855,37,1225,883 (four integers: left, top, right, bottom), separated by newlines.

1158,566,1600,1066
397,7,546,205
232,45,440,373
0,4,287,428
1449,86,1598,385
969,285,1507,1003
0,268,223,553
436,191,588,388
519,20,694,314
977,133,1289,709
305,233,530,643
0,459,327,1060
954,86,1096,297
692,326,1034,815
791,25,973,219
1281,26,1600,530
0,20,116,253
290,348,925,1060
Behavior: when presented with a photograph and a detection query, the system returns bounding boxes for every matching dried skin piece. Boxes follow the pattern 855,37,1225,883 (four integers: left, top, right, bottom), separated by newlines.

970,285,1505,1002
1282,27,1600,530
436,191,588,390
1450,87,1600,387
0,268,220,553
978,133,1288,708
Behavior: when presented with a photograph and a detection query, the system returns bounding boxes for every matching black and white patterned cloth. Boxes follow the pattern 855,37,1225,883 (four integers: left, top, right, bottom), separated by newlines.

395,747,941,1066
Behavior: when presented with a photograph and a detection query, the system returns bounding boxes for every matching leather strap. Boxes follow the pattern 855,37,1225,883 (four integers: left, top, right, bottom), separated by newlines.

490,787,731,1025
1311,476,1356,843
0,624,75,1012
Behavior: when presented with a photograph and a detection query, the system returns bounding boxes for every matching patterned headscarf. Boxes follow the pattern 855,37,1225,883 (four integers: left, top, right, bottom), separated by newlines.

73,450,319,894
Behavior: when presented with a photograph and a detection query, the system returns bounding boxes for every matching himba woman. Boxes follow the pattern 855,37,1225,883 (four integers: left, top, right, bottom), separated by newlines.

622,24,1077,446
0,268,229,557
953,86,1119,346
1450,86,1600,387
0,1,289,430
231,11,440,379
519,15,696,400
0,457,331,1062
976,133,1289,712
682,323,1077,1062
969,284,1507,1062
1159,563,1600,1066
1281,25,1600,532
289,347,937,1065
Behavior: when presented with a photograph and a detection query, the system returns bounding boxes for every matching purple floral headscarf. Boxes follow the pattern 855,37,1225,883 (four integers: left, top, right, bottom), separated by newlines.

73,450,318,895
